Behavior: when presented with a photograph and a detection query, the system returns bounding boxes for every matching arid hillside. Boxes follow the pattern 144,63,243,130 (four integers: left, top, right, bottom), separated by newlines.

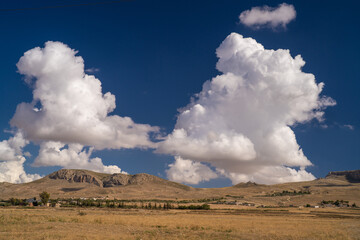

1,169,359,207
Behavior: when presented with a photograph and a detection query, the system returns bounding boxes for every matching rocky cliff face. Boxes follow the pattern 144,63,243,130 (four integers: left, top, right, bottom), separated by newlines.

102,174,131,187
102,173,162,187
326,170,360,183
48,169,104,187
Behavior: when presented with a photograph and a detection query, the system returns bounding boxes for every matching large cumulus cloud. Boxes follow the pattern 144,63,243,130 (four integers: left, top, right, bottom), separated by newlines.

12,41,158,149
0,41,158,183
158,33,335,185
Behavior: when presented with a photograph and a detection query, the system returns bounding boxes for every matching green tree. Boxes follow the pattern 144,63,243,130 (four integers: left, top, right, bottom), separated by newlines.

39,191,50,206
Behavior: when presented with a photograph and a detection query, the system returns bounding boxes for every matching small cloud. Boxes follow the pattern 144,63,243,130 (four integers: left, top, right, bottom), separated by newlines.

34,142,126,174
85,67,100,73
153,132,168,141
3,129,16,134
23,152,31,157
239,3,296,30
344,124,354,130
166,156,218,185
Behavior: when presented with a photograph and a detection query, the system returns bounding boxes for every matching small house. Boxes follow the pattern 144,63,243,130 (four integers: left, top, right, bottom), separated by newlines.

26,198,38,207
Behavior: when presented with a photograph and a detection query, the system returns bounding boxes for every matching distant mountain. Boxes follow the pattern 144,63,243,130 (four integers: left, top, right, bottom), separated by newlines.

1,169,359,207
233,181,259,188
0,169,192,200
326,170,360,183
47,169,190,189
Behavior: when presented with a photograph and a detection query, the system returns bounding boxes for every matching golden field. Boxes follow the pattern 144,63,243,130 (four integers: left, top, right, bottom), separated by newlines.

0,206,359,240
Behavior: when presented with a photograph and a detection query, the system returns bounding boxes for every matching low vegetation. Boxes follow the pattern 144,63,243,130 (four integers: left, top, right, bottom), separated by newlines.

264,190,311,197
3,195,213,211
320,199,358,207
177,204,210,210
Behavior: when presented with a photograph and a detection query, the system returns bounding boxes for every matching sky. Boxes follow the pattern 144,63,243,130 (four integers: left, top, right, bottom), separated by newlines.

0,0,359,187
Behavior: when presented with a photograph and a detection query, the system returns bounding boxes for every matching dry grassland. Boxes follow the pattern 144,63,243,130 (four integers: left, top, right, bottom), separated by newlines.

0,207,359,240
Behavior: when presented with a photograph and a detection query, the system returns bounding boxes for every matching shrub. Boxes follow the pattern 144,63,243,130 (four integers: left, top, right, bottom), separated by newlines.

78,211,87,216
39,191,50,206
177,204,210,210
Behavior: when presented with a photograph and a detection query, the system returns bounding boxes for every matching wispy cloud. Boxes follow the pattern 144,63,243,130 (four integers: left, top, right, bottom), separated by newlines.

344,124,355,130
85,67,100,73
239,3,296,30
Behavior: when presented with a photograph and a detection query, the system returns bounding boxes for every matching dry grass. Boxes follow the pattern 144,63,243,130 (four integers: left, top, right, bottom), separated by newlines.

0,207,359,240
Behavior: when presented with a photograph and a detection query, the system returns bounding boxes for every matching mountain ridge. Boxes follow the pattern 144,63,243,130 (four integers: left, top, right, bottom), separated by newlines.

45,169,192,190
325,170,360,183
1,169,359,207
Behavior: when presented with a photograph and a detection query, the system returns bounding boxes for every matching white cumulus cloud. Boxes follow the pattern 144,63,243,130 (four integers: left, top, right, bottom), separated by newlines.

0,159,41,184
166,156,218,185
0,131,27,162
12,41,158,150
0,41,159,183
239,3,296,29
34,141,126,174
219,166,316,185
158,33,335,185
0,132,41,183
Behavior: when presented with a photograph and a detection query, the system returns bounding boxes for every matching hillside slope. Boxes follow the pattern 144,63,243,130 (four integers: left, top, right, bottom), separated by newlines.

1,169,359,207
0,169,192,199
326,170,360,183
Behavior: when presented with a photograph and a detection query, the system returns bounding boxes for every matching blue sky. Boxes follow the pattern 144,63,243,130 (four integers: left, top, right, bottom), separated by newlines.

0,0,359,187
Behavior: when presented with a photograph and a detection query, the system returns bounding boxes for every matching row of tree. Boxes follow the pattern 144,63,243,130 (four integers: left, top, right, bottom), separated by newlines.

321,200,357,207
7,191,50,206
266,190,311,197
5,191,214,210
61,199,210,210
3,191,212,210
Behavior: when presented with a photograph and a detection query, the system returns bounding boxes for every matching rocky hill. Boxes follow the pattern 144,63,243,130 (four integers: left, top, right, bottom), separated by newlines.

233,181,259,188
326,170,360,183
48,169,105,187
46,169,191,189
0,169,193,199
1,169,360,207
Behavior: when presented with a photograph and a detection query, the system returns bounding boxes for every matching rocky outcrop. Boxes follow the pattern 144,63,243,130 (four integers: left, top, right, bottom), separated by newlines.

233,181,259,188
102,174,132,187
48,169,104,187
326,170,360,183
103,173,169,187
